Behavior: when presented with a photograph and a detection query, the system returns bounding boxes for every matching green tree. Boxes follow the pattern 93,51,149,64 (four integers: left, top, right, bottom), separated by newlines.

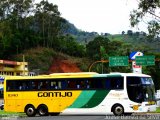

86,36,110,60
35,0,61,47
100,46,108,60
0,0,34,30
0,20,13,58
130,0,160,37
0,0,37,58
0,0,64,58
56,34,85,57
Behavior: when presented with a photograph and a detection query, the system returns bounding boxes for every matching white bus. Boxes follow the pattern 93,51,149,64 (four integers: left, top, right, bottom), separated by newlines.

4,72,156,116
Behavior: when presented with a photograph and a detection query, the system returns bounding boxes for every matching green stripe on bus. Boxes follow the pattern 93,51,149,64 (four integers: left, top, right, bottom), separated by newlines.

69,90,96,108
82,90,110,108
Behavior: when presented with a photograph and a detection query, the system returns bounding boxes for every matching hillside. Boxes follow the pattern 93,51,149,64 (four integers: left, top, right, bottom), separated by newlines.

62,20,160,52
61,19,100,44
106,34,160,53
13,47,92,75
49,59,81,73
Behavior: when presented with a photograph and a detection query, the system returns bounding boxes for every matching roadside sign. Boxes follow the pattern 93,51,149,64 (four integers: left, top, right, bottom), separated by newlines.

136,56,155,66
132,61,142,74
130,51,143,73
132,61,141,68
109,56,128,67
130,51,143,60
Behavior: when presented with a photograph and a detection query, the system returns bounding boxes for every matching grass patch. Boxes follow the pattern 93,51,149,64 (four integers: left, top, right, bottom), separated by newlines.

156,107,160,113
0,110,26,117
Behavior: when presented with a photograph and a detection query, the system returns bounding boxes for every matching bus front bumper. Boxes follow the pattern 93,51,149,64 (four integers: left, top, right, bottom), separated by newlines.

130,103,157,113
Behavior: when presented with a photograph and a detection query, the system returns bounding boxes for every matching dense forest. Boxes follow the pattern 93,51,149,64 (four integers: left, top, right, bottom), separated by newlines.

0,0,83,58
0,0,160,89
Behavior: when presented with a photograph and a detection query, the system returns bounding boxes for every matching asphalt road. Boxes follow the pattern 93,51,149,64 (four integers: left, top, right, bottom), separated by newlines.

1,113,160,120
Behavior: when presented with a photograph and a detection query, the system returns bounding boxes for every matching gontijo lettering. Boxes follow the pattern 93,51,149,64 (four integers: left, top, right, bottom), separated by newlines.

38,92,72,97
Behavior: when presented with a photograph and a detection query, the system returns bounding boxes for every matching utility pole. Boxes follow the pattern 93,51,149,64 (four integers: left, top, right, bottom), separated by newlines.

23,55,25,76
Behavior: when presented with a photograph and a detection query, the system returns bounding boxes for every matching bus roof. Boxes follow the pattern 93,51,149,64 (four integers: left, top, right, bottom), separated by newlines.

4,72,151,80
49,72,98,76
93,72,151,78
4,72,99,80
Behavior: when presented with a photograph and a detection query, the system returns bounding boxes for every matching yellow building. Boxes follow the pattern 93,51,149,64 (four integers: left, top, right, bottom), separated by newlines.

0,60,28,76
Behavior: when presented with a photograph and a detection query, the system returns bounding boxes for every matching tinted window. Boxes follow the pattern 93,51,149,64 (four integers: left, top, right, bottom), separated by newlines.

127,77,143,103
6,77,124,91
105,77,124,90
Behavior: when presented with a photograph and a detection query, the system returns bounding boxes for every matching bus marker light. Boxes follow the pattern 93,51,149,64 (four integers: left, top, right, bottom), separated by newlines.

133,105,139,110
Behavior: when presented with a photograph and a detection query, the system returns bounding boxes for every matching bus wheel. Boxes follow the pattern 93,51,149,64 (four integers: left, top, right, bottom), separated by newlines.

25,104,36,117
37,104,48,116
112,104,124,116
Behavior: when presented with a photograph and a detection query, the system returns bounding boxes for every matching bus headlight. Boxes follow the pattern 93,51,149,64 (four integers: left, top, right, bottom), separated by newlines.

148,101,155,105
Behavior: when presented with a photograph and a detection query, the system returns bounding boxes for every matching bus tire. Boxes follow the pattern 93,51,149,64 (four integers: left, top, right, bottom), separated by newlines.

112,104,124,116
37,104,48,116
25,104,36,117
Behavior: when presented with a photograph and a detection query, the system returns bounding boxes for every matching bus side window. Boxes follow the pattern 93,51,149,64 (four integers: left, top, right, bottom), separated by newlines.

27,81,32,90
19,81,28,90
8,81,16,91
22,82,27,90
58,81,62,89
110,77,123,89
61,80,67,89
80,80,85,88
105,79,111,89
39,81,48,90
46,81,50,90
6,81,11,91
116,79,123,89
76,80,81,89
86,80,90,89
50,81,54,89
31,81,38,90
75,80,90,89
50,81,59,89
55,82,58,89
68,80,76,89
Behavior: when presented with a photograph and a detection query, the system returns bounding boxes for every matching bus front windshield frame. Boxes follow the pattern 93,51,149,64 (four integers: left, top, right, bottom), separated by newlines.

127,77,155,103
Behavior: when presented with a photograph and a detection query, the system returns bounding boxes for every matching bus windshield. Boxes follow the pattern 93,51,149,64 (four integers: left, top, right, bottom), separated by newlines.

141,77,155,101
127,77,155,103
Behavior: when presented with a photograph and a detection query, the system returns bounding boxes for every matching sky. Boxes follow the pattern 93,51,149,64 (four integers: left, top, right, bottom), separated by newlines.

36,0,148,34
